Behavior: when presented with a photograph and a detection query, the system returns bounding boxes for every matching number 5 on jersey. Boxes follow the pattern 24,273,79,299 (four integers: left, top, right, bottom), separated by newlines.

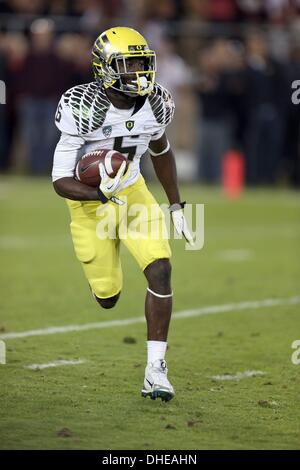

113,136,139,161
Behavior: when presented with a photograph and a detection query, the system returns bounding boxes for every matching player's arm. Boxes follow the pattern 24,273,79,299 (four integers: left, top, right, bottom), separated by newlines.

52,133,126,204
52,90,129,204
148,132,181,205
53,177,100,201
52,133,101,201
52,94,104,201
149,132,194,245
54,172,127,204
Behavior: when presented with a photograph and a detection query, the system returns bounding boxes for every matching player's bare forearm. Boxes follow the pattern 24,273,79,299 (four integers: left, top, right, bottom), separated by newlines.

149,133,181,205
150,149,181,205
53,177,99,201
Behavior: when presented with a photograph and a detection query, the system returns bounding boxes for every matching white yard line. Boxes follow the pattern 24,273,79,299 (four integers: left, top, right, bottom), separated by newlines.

1,295,299,341
210,370,265,381
217,249,253,261
24,359,86,370
0,235,70,249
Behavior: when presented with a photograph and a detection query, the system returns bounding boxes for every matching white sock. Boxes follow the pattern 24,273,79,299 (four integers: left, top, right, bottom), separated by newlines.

147,340,167,364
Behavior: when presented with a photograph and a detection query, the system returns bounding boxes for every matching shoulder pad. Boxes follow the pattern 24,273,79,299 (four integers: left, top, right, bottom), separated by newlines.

61,82,110,135
148,83,175,126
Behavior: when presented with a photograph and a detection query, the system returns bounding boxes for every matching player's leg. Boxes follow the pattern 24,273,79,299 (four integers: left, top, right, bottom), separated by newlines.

121,180,174,401
142,257,174,401
93,291,121,309
143,258,172,341
67,200,123,310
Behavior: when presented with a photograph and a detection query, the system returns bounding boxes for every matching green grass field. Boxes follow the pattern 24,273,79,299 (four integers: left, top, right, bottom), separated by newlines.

0,177,300,450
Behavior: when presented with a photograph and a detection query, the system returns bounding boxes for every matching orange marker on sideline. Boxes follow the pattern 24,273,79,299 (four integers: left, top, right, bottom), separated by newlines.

222,149,245,199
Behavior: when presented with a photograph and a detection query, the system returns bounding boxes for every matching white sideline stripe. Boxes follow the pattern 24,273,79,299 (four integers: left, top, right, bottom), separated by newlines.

24,359,85,370
1,295,299,341
211,370,265,381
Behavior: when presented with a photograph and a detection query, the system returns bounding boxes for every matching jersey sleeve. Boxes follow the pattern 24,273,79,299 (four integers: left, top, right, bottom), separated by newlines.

52,132,85,182
53,88,86,182
54,93,79,135
150,128,166,141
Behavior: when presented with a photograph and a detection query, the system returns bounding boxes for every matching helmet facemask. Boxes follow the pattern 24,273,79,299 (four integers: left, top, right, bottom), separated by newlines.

93,49,156,97
112,52,156,96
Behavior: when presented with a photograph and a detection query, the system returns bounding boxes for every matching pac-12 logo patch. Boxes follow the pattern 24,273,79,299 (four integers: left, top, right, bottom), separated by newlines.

126,120,135,131
102,125,112,137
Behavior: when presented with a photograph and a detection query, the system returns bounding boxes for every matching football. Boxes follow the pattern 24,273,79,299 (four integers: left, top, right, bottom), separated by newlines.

75,149,128,187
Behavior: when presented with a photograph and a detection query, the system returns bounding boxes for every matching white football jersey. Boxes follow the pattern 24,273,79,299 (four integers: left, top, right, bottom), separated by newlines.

52,81,175,183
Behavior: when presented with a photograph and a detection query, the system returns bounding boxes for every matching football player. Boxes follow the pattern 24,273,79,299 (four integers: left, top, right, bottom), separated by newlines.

52,27,193,401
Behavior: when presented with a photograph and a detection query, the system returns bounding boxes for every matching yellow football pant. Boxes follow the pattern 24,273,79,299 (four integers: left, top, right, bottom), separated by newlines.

66,175,171,299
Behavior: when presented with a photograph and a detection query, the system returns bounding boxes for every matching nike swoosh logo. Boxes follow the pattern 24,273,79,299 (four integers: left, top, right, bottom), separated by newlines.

80,166,89,173
146,379,154,387
81,161,98,173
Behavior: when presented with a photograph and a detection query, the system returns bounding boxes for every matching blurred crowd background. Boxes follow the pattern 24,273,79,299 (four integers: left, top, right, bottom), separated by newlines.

1,0,300,186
